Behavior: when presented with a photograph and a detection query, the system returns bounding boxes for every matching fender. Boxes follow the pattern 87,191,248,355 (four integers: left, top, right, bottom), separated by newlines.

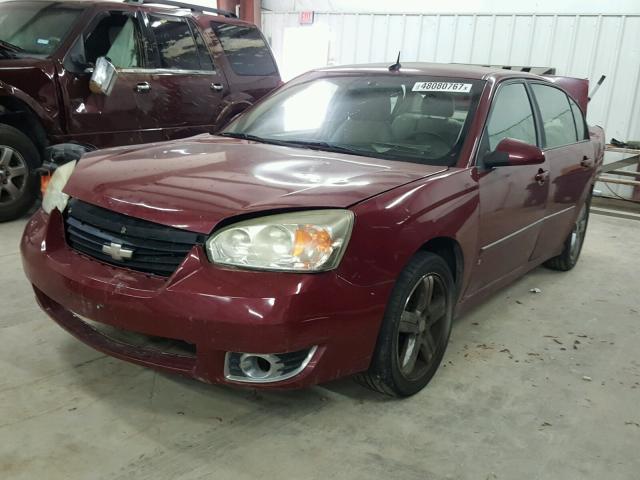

0,80,62,136
344,168,480,299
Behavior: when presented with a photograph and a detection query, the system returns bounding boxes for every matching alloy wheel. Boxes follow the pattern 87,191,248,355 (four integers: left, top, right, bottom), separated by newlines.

397,273,449,380
0,145,28,206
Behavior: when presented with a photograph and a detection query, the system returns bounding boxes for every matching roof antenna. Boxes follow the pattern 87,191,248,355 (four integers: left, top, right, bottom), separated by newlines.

388,51,401,72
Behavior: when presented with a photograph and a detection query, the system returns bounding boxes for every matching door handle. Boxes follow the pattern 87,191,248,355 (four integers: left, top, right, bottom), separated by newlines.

211,83,224,92
580,156,593,168
535,169,550,185
135,82,151,93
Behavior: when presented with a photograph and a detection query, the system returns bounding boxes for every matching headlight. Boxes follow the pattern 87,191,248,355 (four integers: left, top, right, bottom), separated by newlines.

206,210,354,272
42,161,77,214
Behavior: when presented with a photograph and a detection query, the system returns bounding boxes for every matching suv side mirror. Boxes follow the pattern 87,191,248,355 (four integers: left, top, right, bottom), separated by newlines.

483,138,545,168
89,57,118,96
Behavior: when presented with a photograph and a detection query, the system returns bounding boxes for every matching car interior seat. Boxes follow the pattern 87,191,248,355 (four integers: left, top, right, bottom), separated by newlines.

330,94,392,145
391,93,462,148
414,93,462,146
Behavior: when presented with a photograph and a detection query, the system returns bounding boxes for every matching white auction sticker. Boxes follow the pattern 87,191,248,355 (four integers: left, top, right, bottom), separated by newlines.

412,82,472,93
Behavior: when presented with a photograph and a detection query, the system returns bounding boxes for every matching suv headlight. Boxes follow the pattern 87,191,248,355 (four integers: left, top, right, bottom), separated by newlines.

42,161,77,214
206,210,354,272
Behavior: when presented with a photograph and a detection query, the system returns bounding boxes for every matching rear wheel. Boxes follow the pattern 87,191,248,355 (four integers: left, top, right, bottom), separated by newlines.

544,196,591,271
0,124,40,222
357,252,454,397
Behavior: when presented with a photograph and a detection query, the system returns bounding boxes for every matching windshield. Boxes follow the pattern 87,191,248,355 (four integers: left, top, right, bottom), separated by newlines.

223,75,484,166
0,2,83,57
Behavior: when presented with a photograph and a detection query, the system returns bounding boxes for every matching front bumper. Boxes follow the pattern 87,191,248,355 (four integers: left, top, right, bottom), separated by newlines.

21,209,388,388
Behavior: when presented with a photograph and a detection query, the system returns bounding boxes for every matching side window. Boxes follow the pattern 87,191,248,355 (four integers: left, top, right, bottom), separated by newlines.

485,83,537,152
212,22,277,76
84,12,143,68
569,98,587,141
531,84,577,148
191,23,214,71
148,15,200,70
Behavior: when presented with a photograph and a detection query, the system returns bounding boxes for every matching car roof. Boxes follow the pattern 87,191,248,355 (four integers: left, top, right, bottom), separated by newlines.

14,0,253,26
317,62,546,81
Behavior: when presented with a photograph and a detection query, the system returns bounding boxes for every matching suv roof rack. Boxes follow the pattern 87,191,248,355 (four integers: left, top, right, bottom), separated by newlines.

124,0,237,18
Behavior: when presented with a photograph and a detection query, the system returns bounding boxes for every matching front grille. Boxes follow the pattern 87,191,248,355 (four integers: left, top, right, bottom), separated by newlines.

64,199,203,277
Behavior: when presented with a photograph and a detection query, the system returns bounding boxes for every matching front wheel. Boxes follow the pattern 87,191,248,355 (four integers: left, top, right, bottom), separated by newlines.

544,196,591,271
0,124,40,222
356,252,454,397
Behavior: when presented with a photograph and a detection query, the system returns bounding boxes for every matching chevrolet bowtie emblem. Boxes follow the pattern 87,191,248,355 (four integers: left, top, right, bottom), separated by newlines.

102,242,134,261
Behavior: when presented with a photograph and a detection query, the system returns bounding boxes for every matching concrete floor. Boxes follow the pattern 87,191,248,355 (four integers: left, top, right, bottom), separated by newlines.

1,213,639,480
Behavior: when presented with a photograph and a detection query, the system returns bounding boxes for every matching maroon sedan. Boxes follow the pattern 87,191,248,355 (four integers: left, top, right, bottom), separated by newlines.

21,63,604,396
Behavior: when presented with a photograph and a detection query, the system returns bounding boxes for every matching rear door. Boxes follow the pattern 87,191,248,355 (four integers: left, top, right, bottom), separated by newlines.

142,12,227,140
467,81,549,295
210,21,281,102
528,83,595,260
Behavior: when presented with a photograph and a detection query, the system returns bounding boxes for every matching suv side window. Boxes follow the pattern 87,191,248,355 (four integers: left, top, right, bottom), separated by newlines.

84,12,144,68
531,84,577,148
148,14,202,70
569,98,587,141
191,22,214,71
212,22,277,76
485,83,537,152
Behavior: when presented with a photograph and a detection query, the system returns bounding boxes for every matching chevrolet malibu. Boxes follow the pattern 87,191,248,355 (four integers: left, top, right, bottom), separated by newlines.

21,63,604,396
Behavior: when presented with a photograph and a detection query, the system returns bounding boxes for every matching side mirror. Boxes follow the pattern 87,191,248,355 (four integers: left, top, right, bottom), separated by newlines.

483,138,544,168
89,57,118,96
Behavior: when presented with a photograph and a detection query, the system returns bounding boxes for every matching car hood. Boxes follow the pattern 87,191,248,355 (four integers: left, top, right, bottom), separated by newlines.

64,135,447,234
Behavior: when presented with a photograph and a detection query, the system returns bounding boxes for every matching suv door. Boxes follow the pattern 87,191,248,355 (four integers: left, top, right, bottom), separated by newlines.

467,81,550,295
529,83,595,260
143,13,227,139
60,9,158,146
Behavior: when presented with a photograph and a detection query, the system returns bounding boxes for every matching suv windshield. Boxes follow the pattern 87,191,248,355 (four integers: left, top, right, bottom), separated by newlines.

223,75,484,166
0,2,83,57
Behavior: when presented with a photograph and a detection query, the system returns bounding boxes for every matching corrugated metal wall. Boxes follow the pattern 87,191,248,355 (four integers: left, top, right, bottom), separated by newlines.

262,12,640,198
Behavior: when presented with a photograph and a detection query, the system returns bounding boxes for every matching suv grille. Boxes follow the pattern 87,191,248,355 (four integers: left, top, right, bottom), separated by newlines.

64,199,203,277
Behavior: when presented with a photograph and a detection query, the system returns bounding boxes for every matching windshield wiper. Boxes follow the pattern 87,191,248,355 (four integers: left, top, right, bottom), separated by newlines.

219,134,367,157
218,132,294,147
371,142,437,155
278,140,366,156
0,39,24,53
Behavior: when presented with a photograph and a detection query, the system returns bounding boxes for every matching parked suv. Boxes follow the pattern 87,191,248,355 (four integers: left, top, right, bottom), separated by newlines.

0,0,281,221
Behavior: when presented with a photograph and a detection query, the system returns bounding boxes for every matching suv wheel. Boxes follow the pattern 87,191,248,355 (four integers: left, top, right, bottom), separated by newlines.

0,124,40,222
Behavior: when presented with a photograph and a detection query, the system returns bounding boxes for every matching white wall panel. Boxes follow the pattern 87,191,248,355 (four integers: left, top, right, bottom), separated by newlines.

263,11,640,144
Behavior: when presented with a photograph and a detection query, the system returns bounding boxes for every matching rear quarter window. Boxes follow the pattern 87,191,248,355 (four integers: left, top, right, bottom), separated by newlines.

212,22,277,76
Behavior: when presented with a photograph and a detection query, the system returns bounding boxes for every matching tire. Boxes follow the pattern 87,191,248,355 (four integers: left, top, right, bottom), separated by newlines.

356,251,454,397
544,195,591,271
0,124,40,222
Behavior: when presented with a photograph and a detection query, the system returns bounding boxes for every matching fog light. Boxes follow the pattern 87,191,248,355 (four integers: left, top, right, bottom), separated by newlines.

239,354,278,379
225,346,318,383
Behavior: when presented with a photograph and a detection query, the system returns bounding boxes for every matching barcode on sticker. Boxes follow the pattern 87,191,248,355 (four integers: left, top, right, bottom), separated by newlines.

412,82,472,93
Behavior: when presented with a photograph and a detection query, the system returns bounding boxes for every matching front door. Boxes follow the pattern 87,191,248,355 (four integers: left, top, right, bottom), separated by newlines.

60,9,157,147
467,81,549,296
529,84,596,260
